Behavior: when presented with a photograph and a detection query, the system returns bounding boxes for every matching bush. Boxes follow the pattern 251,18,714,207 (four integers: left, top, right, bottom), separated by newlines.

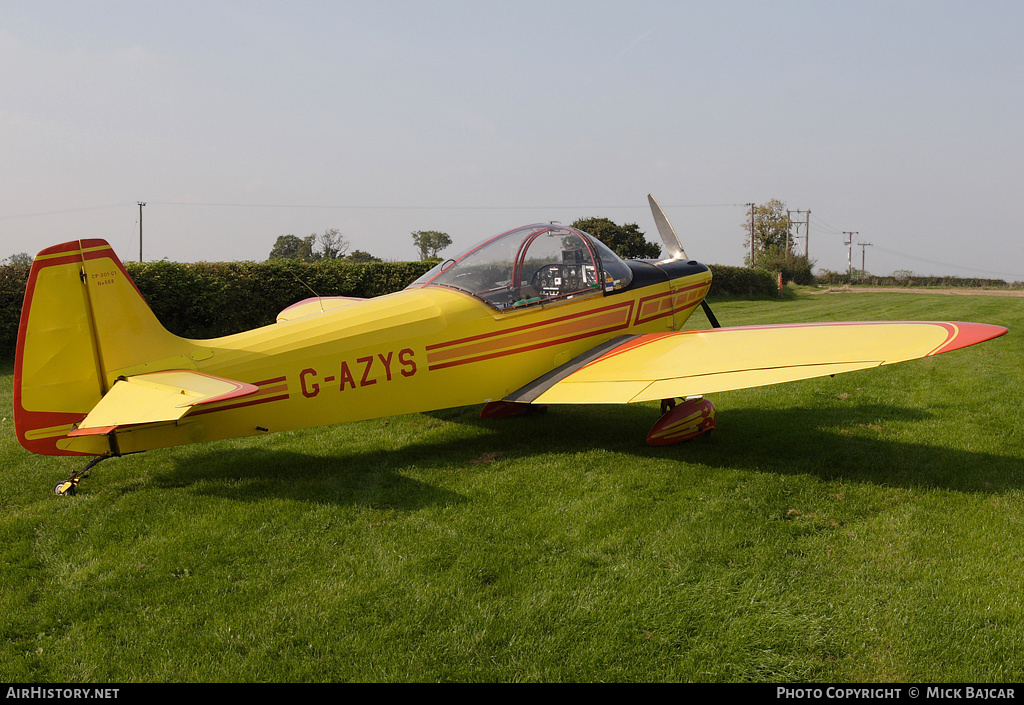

122,259,437,338
707,264,779,298
815,269,1021,289
0,260,437,356
751,248,815,285
0,259,781,357
0,262,31,358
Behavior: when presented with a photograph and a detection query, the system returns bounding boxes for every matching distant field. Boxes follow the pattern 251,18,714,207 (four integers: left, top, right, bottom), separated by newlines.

1,290,1021,683
817,285,1024,297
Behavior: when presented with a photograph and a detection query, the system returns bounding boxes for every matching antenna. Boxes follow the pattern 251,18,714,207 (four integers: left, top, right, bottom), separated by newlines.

287,265,324,312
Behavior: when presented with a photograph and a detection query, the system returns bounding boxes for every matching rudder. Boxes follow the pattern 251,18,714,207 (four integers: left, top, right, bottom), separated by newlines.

14,239,187,455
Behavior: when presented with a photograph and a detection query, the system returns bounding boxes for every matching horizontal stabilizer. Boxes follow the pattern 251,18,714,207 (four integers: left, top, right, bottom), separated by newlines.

68,370,258,436
506,321,1007,405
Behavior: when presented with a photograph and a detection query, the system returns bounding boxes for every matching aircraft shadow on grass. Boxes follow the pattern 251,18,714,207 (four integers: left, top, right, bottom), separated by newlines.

154,444,469,510
155,400,1024,506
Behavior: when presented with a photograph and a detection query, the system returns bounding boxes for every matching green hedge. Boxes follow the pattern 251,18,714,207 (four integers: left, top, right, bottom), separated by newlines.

707,264,780,298
0,262,31,360
816,270,1022,289
122,259,436,339
0,260,778,358
0,259,436,357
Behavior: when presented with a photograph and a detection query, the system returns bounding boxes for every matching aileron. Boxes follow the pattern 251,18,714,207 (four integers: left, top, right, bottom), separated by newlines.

518,321,1007,405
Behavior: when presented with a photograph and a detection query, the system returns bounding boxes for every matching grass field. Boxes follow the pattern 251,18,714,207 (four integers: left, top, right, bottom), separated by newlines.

1,290,1021,683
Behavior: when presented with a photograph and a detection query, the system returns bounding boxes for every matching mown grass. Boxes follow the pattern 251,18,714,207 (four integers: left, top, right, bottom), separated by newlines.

1,290,1021,682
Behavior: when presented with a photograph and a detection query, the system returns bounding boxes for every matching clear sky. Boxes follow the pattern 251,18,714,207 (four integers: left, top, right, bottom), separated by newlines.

2,0,1022,279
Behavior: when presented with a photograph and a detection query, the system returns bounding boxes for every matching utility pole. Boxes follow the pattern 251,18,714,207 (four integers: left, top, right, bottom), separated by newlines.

843,232,858,278
858,241,873,280
747,203,755,267
787,209,810,258
138,202,146,263
785,210,792,256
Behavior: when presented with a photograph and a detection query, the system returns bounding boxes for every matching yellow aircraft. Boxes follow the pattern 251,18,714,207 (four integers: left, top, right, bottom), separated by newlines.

14,196,1007,495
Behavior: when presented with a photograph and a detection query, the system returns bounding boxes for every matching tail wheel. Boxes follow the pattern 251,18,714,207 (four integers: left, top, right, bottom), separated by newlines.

51,454,110,497
54,480,76,496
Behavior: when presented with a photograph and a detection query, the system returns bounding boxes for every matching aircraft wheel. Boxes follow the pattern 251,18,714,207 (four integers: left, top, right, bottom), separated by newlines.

647,398,716,446
54,480,76,497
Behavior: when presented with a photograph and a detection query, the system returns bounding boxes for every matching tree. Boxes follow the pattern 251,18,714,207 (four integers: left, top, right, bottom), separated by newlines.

347,249,381,262
571,217,661,260
267,229,350,262
3,252,32,266
761,246,816,285
411,230,452,260
314,228,349,260
742,199,791,266
742,200,815,284
268,234,316,262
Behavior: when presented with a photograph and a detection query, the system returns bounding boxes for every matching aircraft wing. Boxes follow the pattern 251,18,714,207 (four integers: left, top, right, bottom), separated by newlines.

68,370,259,436
505,321,1007,405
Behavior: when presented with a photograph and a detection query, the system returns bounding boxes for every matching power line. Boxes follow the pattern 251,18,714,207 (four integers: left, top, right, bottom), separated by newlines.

2,200,751,221
0,203,130,220
145,201,750,211
809,213,844,235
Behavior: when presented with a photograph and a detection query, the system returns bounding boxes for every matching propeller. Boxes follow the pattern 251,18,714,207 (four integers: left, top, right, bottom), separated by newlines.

647,194,721,328
648,194,686,260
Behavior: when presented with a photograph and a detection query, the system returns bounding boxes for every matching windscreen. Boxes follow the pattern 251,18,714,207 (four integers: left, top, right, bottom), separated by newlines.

407,224,633,310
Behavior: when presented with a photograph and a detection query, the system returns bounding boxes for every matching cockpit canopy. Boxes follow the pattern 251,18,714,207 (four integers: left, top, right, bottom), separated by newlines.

407,224,634,310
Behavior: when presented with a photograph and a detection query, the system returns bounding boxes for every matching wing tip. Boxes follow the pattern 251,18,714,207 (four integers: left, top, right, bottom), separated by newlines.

930,322,1008,355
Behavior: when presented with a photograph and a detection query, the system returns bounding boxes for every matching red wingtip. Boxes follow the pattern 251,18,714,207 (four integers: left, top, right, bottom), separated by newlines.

930,322,1008,356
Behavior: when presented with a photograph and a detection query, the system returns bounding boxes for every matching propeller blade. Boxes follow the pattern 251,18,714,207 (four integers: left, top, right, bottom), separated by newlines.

648,194,686,260
648,194,720,327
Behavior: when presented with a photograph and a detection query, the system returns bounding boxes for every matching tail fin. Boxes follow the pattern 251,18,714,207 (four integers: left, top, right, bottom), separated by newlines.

14,239,188,456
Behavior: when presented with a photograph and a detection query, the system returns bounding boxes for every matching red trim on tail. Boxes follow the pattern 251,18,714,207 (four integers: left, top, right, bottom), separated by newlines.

13,239,131,457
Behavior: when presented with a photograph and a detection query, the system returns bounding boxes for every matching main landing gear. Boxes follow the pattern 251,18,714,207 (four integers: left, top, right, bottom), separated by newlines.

53,454,110,496
479,401,549,419
647,397,716,446
480,397,714,447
